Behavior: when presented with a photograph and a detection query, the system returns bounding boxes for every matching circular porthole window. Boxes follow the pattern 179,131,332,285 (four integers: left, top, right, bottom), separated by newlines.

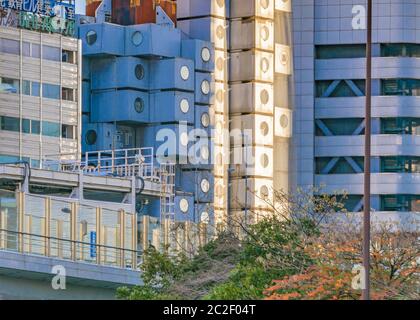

180,132,189,146
281,51,289,66
216,25,225,39
260,0,269,9
280,114,289,128
260,153,269,168
180,99,190,113
260,185,269,199
86,30,97,45
260,89,269,104
216,121,223,134
201,112,210,128
201,179,210,193
201,47,211,62
201,211,210,224
180,66,190,80
200,146,210,160
135,64,145,80
131,31,143,46
260,121,269,136
260,57,270,73
85,130,97,145
134,97,144,113
179,198,189,213
216,0,225,7
260,25,270,41
201,80,210,95
215,184,223,196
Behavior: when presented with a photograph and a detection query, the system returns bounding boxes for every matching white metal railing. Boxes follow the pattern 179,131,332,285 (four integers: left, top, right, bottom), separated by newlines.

43,148,159,181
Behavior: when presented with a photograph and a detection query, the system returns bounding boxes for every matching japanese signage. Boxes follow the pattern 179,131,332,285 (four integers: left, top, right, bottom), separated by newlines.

0,0,75,36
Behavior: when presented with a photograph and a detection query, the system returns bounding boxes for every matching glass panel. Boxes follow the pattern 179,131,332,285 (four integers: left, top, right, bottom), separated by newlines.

0,38,20,55
316,44,366,59
31,120,40,134
22,119,30,134
42,45,60,62
22,80,31,95
0,189,18,251
0,77,19,94
101,209,120,266
31,82,40,97
23,42,30,57
42,83,60,100
381,43,420,58
24,194,46,255
1,116,20,132
382,79,420,96
42,121,60,137
125,213,133,268
32,44,41,58
50,199,72,259
77,205,97,263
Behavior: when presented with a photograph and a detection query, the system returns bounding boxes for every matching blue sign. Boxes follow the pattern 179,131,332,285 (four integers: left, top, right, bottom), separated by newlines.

0,1,75,21
90,231,97,258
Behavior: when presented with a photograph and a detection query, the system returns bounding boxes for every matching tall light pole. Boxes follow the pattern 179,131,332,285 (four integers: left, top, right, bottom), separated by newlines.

363,0,373,301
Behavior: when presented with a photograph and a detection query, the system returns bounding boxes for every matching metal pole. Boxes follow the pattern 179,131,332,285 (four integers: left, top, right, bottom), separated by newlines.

362,0,372,301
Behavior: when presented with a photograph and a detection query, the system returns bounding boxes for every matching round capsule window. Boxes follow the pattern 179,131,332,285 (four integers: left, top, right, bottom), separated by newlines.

216,90,224,103
201,80,210,95
201,112,210,128
260,153,269,168
260,185,269,199
180,99,190,113
131,31,143,46
260,57,270,73
86,30,97,45
216,121,223,134
216,25,225,39
260,89,269,104
260,121,269,136
200,179,210,193
134,97,144,113
85,130,97,145
135,64,145,80
216,57,224,71
179,198,189,213
201,47,211,62
280,114,289,128
260,25,270,41
260,0,269,9
216,0,225,7
180,66,190,80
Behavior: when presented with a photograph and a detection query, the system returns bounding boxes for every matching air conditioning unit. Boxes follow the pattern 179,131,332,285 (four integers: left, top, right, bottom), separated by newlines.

230,49,274,83
275,43,291,75
230,177,274,210
275,107,292,138
230,145,274,178
275,0,292,12
230,82,274,115
230,18,274,52
230,114,274,147
230,0,274,19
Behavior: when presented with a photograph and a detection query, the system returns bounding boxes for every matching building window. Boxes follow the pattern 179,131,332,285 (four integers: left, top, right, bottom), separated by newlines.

381,43,420,58
381,118,420,135
381,156,420,173
23,42,41,58
22,119,30,134
381,195,420,212
42,121,60,137
86,30,98,45
85,130,97,145
0,38,20,55
382,79,420,96
22,80,41,96
31,120,40,134
62,87,75,101
135,64,145,80
0,116,20,132
134,97,144,113
62,124,75,139
42,83,60,100
62,50,76,64
42,45,61,62
315,157,364,174
316,44,366,59
316,118,364,136
0,77,19,94
316,80,365,97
